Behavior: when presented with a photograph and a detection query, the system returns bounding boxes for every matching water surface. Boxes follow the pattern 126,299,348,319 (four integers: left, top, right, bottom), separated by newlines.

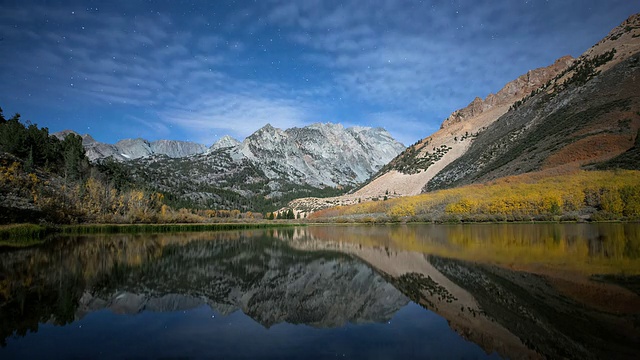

0,224,638,359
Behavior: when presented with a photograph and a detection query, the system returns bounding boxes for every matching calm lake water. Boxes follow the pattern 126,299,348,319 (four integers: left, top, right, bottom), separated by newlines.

0,223,639,359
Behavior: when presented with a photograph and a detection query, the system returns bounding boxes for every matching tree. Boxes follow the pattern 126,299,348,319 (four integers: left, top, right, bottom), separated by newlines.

25,147,34,173
601,188,624,216
97,158,133,191
0,113,27,156
62,133,87,181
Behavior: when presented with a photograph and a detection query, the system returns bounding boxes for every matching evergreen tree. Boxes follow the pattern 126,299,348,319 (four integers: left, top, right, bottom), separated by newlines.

62,133,87,181
0,113,27,156
25,147,34,173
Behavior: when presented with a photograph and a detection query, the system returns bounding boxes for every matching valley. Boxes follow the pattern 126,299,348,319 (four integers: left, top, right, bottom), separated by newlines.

1,14,640,224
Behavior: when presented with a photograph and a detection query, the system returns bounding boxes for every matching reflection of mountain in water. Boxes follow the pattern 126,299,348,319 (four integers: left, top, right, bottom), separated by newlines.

0,231,408,347
81,235,408,328
428,256,639,360
279,226,640,360
2,225,639,359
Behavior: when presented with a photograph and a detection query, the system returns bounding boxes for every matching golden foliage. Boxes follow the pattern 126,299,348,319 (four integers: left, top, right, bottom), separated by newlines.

311,170,640,221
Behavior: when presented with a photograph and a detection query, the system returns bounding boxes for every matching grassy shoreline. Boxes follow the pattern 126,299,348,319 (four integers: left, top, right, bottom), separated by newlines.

2,219,638,248
0,222,302,248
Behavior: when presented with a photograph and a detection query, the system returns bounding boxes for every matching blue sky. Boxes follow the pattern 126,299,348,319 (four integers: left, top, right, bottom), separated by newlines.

1,1,638,146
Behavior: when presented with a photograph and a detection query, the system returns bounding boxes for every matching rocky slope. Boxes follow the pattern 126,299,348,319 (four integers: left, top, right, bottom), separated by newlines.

238,123,403,187
426,14,640,191
287,13,640,214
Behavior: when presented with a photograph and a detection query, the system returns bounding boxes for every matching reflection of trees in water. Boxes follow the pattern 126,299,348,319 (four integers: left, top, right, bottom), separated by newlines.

0,234,168,346
394,273,458,311
0,272,84,347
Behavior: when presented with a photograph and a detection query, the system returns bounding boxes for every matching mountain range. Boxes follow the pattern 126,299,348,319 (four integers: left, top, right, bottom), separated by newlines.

55,123,404,212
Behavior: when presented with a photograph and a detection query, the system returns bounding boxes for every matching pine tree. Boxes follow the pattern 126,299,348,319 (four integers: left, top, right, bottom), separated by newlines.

25,146,34,173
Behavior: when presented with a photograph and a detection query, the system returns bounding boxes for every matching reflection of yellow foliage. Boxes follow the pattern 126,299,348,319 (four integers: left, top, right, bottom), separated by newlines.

300,223,640,275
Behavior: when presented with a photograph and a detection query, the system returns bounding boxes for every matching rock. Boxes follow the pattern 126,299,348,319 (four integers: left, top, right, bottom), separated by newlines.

150,140,207,158
238,122,405,187
209,135,241,151
440,55,574,129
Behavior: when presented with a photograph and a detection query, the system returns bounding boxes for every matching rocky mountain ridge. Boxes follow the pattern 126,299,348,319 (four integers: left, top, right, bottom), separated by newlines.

439,55,575,130
237,122,403,187
53,130,208,161
97,122,404,211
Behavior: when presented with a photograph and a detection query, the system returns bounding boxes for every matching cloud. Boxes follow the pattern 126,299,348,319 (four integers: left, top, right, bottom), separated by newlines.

3,0,637,147
124,114,172,139
259,0,638,145
0,2,317,144
160,93,310,145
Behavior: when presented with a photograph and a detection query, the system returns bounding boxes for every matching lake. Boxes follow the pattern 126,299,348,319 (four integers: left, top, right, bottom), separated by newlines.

0,223,639,359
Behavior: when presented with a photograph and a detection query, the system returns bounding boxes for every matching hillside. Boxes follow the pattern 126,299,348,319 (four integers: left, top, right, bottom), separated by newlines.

357,55,575,197
288,13,640,216
426,14,640,191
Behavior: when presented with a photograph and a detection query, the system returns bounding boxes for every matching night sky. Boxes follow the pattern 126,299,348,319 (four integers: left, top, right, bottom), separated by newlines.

1,1,638,146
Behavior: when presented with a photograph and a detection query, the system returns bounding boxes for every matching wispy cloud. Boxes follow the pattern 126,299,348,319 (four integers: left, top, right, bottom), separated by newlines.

260,0,639,142
0,3,316,143
1,0,637,146
161,93,310,145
